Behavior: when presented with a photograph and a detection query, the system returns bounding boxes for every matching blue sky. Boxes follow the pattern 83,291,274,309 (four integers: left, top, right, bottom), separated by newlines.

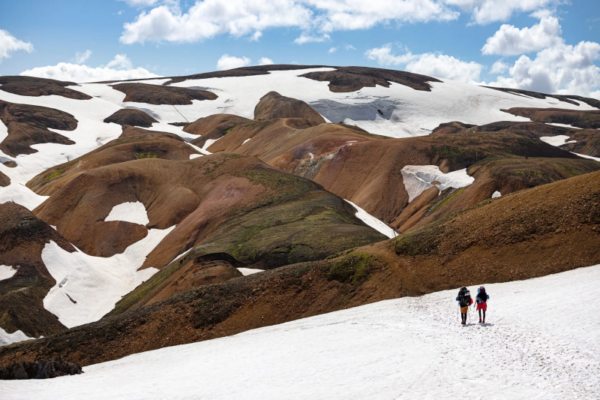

0,0,599,97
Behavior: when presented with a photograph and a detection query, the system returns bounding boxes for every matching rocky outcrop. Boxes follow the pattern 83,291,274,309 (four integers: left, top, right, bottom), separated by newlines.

103,108,158,127
111,83,217,105
503,107,600,129
254,91,326,125
0,100,77,157
0,359,82,379
0,76,91,100
0,171,9,187
300,66,440,92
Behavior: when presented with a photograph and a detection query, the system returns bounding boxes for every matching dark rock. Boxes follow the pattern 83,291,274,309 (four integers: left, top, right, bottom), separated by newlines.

0,359,83,380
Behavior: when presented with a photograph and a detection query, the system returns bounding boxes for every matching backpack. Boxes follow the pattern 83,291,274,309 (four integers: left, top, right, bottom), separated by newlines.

458,287,471,307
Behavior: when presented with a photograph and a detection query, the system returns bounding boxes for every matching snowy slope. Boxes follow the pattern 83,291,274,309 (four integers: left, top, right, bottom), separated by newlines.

4,264,599,400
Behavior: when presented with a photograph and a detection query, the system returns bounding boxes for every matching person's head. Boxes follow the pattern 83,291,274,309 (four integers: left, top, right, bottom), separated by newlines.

479,286,486,293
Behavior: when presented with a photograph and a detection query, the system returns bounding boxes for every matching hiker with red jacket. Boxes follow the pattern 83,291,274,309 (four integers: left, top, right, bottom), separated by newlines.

456,287,473,325
475,286,490,323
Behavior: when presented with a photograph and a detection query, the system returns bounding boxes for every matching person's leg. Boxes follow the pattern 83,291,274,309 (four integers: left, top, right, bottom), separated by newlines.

482,310,486,323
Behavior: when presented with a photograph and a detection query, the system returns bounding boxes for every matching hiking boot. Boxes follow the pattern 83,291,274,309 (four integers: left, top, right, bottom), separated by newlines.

479,318,482,323
461,321,466,325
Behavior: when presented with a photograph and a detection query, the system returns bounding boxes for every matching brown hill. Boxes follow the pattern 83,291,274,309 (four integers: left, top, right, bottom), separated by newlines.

0,76,91,100
0,203,74,340
204,113,599,227
30,150,384,260
184,114,250,148
27,126,199,198
254,91,326,125
111,83,217,105
103,108,158,127
2,169,598,367
0,100,77,157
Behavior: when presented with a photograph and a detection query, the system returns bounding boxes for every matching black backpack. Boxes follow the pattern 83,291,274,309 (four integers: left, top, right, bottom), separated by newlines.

458,287,471,307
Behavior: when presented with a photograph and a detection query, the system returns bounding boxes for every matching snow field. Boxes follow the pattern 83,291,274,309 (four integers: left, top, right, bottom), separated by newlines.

401,165,474,203
492,190,502,198
42,226,174,328
345,199,397,238
104,201,149,225
4,264,600,400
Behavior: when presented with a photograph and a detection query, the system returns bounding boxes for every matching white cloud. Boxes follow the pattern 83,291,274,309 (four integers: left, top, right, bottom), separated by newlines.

0,29,34,62
365,44,482,83
118,0,160,7
485,17,600,97
258,57,274,65
294,33,330,45
329,47,337,53
490,60,509,74
444,0,557,25
74,50,92,64
20,54,159,83
345,44,356,50
121,1,312,44
120,0,461,44
482,16,562,56
365,44,416,66
250,31,263,41
216,54,251,70
489,41,600,96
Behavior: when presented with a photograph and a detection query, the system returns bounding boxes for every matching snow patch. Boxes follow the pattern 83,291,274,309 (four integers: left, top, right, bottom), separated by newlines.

190,154,202,159
574,152,600,162
540,135,576,147
345,200,397,238
42,226,174,328
242,138,251,145
492,191,502,199
0,265,18,281
0,327,32,348
237,268,264,276
105,201,149,225
401,165,474,203
545,123,582,130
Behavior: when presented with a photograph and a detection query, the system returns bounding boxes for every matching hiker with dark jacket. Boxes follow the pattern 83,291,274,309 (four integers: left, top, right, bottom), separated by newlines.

456,287,473,325
475,286,490,323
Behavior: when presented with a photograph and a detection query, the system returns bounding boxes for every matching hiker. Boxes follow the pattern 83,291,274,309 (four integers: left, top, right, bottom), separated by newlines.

456,287,473,325
475,286,490,323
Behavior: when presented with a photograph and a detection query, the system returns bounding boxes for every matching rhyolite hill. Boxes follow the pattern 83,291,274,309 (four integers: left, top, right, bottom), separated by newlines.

0,66,599,363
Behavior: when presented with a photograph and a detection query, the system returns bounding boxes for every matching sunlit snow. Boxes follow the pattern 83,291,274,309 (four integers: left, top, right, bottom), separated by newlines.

401,165,474,203
0,264,17,281
5,264,600,399
345,200,397,238
105,201,149,225
42,227,174,328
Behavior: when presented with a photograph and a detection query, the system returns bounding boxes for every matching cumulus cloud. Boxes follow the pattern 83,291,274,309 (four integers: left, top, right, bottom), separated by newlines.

490,60,509,74
74,50,92,64
482,16,562,56
485,17,600,97
258,57,274,65
366,44,482,83
20,54,159,83
216,54,251,70
294,33,330,45
120,0,461,44
0,29,34,62
444,0,557,25
118,0,160,7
